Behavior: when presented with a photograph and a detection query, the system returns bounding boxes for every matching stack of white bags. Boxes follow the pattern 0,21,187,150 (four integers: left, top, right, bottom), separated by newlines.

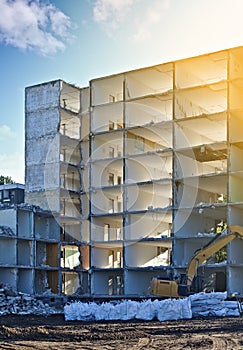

190,292,240,317
64,291,241,321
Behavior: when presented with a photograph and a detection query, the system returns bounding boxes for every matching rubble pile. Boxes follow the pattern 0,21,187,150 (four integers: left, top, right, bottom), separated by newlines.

0,284,62,316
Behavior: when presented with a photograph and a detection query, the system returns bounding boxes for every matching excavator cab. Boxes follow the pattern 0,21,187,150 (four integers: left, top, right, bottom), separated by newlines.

149,276,179,298
149,276,188,298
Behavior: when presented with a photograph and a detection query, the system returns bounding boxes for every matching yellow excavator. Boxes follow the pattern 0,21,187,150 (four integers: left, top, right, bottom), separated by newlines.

149,225,243,298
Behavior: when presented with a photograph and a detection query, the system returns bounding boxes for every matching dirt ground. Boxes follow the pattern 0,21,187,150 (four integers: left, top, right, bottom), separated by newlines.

0,314,242,350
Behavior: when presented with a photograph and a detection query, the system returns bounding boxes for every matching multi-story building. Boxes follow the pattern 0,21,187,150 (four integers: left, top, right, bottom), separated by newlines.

0,183,24,206
23,46,243,298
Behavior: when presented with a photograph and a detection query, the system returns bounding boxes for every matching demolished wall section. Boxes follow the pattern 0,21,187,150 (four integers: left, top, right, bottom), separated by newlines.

25,81,61,211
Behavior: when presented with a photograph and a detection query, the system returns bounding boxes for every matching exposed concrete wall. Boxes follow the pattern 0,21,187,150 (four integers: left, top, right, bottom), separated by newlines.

18,269,34,294
92,247,122,268
92,103,123,133
18,241,33,266
125,99,172,127
91,270,123,295
91,75,124,106
25,81,61,211
0,209,16,233
125,213,170,240
0,239,16,264
80,220,90,242
228,267,243,295
125,244,159,267
35,215,59,240
25,190,60,213
124,270,166,296
0,268,17,289
62,272,80,295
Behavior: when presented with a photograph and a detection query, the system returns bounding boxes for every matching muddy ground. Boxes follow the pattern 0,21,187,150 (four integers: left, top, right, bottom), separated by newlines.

0,314,242,349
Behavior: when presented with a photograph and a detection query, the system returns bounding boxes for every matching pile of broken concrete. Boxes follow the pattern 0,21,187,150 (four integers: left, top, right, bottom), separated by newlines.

0,284,62,316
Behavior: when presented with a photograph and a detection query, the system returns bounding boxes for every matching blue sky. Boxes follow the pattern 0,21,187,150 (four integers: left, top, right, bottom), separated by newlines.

1,0,243,183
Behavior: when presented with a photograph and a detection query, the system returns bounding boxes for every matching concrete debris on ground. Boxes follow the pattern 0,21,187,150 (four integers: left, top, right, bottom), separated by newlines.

0,286,241,320
0,226,15,236
0,284,62,316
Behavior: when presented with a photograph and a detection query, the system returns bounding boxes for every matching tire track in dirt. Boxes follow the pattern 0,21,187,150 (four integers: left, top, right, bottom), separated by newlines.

212,336,228,349
135,337,152,349
0,316,242,349
212,335,242,350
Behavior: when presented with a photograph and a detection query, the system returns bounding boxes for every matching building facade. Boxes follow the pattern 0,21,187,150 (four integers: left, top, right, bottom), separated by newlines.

24,46,243,297
0,202,61,294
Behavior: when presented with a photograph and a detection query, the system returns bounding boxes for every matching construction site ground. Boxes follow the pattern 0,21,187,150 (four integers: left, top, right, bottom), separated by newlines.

0,314,242,349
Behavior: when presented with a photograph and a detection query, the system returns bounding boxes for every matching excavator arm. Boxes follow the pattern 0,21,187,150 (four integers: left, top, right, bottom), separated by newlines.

149,225,243,298
186,225,243,287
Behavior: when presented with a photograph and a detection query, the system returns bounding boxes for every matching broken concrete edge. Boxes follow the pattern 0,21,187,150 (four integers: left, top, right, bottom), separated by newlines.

0,202,58,216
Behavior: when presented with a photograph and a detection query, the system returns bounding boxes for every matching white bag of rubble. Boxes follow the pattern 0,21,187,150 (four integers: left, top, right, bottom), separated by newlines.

157,299,178,321
95,302,113,320
119,300,138,320
196,308,227,317
64,301,98,321
191,299,224,310
189,292,227,303
190,292,227,317
135,299,156,320
107,303,122,320
180,297,192,319
224,301,240,317
191,298,226,309
225,308,240,317
76,302,97,321
64,302,79,321
157,298,191,321
224,300,239,309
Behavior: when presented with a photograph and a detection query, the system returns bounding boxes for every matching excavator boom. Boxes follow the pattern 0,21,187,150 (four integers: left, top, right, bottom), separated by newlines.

186,225,243,287
149,225,243,298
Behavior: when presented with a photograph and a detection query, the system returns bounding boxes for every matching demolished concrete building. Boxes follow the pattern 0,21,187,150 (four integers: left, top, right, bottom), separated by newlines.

18,46,243,297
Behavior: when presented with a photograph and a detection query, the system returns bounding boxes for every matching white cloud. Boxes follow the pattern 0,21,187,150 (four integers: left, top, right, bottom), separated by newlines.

132,0,171,42
0,125,16,141
0,0,73,55
92,0,171,41
0,151,24,183
93,0,137,30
